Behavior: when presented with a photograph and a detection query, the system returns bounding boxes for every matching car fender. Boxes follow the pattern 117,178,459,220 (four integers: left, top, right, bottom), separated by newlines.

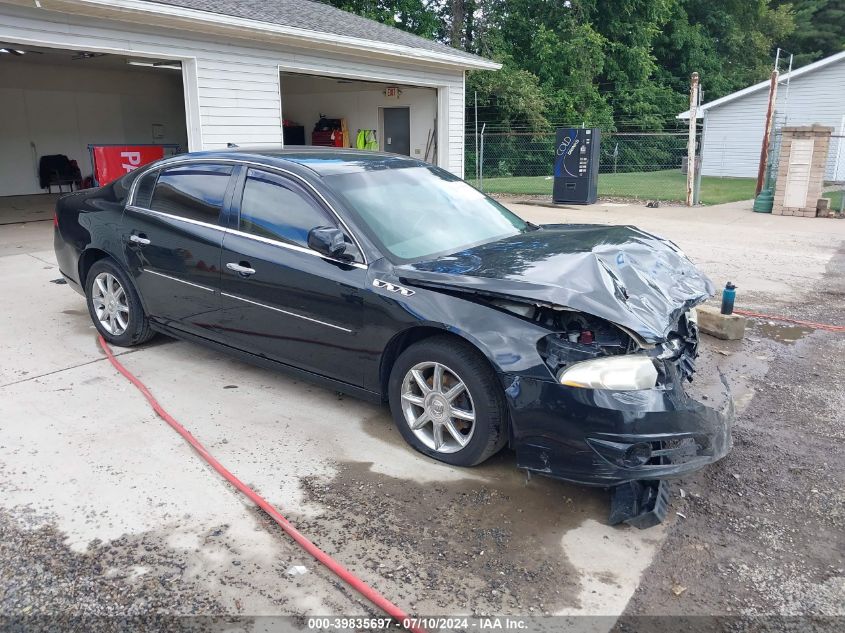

375,284,555,382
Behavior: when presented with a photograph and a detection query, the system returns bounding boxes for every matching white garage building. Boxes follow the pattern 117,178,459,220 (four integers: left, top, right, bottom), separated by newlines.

678,51,845,182
0,0,498,200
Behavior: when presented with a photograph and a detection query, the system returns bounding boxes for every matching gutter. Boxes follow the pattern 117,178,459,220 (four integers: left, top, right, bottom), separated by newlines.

21,0,501,71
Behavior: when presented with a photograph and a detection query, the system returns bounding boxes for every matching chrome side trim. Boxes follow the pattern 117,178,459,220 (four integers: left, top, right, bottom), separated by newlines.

221,292,353,333
125,157,368,265
143,269,215,293
125,205,367,270
126,205,225,233
224,227,368,270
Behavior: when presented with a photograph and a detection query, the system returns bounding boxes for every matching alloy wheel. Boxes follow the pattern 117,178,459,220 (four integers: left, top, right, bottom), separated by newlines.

400,361,476,453
91,272,130,336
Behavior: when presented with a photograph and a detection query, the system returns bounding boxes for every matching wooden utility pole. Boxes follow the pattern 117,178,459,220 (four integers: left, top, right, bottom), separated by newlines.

686,72,700,207
755,70,779,196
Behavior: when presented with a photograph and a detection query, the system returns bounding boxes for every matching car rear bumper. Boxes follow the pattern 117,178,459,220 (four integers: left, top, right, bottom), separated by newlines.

501,372,733,486
54,226,84,295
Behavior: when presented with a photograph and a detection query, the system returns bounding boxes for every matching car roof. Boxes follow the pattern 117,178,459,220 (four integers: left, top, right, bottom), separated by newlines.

171,147,430,176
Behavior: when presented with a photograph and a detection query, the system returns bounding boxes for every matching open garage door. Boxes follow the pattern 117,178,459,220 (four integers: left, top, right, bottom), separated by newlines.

280,73,438,164
0,44,188,222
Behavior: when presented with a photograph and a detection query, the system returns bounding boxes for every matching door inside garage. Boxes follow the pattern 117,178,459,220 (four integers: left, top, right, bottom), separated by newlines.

0,44,189,223
280,73,438,163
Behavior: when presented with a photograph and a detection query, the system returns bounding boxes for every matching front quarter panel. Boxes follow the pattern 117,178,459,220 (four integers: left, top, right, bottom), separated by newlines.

361,261,556,393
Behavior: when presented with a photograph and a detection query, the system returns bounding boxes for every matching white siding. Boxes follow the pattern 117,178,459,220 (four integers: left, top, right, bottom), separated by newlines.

702,58,845,180
0,3,468,176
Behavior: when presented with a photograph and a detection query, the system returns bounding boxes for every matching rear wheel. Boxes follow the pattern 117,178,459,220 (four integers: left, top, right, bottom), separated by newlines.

85,258,154,347
388,336,508,466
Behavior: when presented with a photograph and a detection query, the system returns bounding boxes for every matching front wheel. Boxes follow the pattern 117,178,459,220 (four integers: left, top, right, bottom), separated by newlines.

85,258,154,347
388,336,508,467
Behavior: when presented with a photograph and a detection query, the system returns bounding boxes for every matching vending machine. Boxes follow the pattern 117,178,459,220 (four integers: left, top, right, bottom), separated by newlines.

552,128,601,204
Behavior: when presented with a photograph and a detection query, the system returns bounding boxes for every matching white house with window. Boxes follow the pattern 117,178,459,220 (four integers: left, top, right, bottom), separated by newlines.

678,51,845,182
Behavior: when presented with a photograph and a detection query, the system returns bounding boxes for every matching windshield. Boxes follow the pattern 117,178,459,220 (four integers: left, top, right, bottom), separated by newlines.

323,165,529,261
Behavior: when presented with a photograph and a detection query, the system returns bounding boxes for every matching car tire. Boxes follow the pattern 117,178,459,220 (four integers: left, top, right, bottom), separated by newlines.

85,258,154,347
388,335,508,467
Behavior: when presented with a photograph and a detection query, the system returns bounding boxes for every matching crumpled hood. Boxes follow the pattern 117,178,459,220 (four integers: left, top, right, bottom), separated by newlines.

396,224,715,343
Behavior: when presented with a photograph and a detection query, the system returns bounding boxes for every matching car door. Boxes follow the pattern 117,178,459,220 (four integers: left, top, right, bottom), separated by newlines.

218,167,367,386
123,162,235,339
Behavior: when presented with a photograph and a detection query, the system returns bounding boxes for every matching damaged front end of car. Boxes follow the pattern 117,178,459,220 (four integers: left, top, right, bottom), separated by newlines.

481,298,732,481
495,301,733,526
397,224,734,526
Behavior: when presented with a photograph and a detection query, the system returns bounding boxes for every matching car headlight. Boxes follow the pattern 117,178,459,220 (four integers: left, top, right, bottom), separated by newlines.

557,355,658,390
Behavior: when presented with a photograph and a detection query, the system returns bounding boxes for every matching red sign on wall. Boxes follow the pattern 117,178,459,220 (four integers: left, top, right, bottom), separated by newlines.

90,145,167,185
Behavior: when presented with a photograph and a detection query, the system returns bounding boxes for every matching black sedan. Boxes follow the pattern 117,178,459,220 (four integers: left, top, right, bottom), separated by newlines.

54,149,732,499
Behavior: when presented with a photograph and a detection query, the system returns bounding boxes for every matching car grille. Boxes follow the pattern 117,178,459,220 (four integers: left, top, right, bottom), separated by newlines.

649,434,712,465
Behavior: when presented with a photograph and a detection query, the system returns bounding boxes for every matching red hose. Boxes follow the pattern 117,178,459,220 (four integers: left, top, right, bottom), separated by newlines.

732,309,845,333
98,335,425,633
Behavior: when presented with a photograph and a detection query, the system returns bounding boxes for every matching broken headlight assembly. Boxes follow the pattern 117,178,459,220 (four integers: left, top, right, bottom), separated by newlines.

557,355,658,390
534,307,701,390
536,309,650,388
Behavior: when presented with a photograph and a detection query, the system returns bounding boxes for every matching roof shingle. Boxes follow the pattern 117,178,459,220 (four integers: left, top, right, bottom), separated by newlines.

142,0,489,64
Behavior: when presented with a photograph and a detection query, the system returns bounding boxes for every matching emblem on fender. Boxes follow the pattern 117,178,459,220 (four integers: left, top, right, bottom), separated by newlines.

373,279,415,296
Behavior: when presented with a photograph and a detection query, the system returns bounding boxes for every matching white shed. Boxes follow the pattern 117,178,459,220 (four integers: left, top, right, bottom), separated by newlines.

678,51,845,182
0,0,498,198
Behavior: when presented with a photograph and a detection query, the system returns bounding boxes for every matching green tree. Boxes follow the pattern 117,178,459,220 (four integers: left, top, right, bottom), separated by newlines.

653,1,795,102
323,0,440,38
474,0,613,127
466,62,549,130
589,0,679,127
774,0,845,66
323,0,801,126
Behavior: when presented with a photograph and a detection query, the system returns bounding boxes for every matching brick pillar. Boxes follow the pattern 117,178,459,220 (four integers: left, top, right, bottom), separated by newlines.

772,125,832,217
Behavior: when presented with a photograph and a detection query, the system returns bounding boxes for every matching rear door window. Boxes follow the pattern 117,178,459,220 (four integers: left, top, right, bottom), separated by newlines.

150,164,233,224
133,169,159,208
238,168,335,248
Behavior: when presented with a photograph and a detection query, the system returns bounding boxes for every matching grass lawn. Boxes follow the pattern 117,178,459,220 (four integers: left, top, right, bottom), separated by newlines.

823,189,844,212
472,169,757,205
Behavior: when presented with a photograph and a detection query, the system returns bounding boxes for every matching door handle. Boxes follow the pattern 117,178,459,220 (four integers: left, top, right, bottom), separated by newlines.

226,262,256,276
129,234,150,246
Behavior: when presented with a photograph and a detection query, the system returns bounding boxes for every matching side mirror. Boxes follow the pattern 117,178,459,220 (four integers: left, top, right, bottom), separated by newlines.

307,226,357,261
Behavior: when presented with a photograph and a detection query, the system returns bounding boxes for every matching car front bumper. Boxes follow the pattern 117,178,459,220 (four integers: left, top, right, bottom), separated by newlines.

501,372,734,486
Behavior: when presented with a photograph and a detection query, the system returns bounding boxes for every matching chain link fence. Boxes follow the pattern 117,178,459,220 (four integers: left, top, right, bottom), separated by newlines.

822,133,845,213
824,134,845,214
465,128,700,203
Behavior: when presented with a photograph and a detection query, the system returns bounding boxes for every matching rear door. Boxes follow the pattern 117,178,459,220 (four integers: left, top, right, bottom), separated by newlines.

123,162,235,338
218,167,366,386
383,107,411,156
